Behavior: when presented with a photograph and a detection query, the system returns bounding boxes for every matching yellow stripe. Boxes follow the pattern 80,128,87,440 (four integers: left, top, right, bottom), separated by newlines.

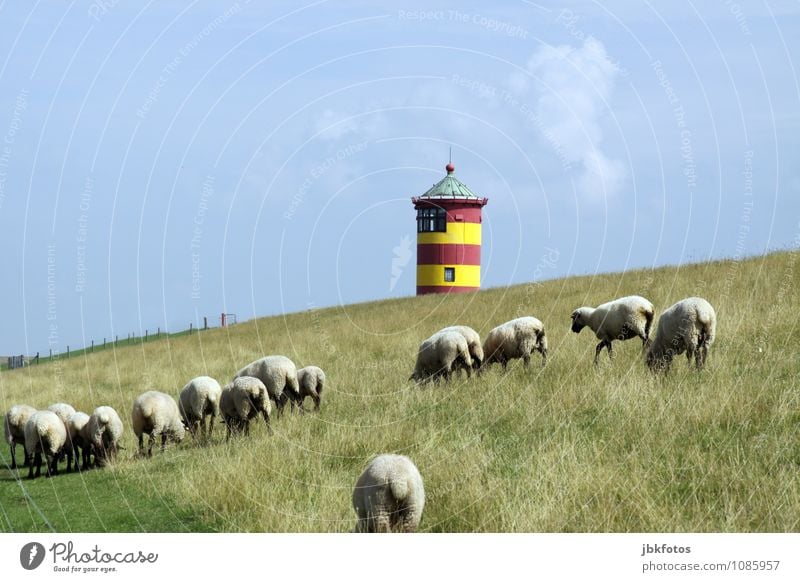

417,264,480,287
418,222,481,245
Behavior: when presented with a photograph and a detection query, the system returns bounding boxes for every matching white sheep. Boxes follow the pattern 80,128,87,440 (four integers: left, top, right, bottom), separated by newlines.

85,406,124,467
47,402,77,425
570,295,655,364
234,355,301,414
482,316,548,369
646,297,717,372
410,330,473,384
219,376,273,439
179,376,222,438
4,404,36,469
296,366,326,411
352,454,425,533
132,391,186,457
440,325,484,371
66,412,91,471
24,410,67,479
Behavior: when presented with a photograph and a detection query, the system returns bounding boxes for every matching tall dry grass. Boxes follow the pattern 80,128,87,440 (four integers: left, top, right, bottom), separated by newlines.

1,251,799,531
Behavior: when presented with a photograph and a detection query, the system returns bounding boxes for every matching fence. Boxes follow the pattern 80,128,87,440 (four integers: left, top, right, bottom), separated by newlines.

1,313,238,371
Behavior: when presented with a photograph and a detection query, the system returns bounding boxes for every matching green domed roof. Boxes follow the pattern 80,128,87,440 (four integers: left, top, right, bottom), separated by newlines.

419,164,481,199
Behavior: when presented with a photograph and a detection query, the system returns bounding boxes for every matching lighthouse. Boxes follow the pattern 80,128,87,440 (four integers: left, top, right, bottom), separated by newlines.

412,161,488,295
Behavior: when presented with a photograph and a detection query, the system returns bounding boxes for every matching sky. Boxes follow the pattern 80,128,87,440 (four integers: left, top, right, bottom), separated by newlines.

0,0,798,355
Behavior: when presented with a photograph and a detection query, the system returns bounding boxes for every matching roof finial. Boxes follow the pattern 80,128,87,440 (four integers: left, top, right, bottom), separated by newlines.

446,146,455,174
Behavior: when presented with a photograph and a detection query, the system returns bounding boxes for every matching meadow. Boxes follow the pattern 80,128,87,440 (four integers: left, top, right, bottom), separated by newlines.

1,251,799,532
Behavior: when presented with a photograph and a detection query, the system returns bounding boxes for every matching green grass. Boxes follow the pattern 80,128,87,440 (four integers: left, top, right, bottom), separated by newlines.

1,251,799,532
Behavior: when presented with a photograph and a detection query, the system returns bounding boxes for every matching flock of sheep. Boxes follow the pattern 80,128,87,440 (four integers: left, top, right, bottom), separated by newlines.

3,294,716,533
411,295,717,384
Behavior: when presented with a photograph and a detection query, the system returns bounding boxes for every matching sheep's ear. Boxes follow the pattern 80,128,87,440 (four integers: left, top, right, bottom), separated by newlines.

570,311,578,320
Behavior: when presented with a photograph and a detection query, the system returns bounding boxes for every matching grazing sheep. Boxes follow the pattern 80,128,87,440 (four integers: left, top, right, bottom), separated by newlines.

410,330,473,384
132,391,186,457
296,366,325,411
47,403,77,426
24,410,67,479
179,376,222,438
482,316,548,370
570,295,655,364
4,404,36,469
440,325,484,371
234,355,301,414
66,412,91,471
352,454,425,533
219,376,272,440
646,297,717,372
86,406,124,467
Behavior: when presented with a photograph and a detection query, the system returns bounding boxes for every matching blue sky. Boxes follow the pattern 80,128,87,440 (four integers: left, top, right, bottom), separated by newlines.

0,0,798,355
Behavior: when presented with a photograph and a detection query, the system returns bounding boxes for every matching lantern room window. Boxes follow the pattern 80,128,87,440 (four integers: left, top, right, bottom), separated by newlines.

416,207,446,232
444,267,455,282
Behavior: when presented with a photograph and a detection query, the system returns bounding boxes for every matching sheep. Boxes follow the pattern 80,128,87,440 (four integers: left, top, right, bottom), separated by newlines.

234,355,301,414
47,402,77,425
219,376,272,440
482,316,548,370
23,410,67,479
646,297,717,372
85,406,124,467
66,412,91,471
410,330,473,384
4,404,36,469
352,454,425,533
570,295,655,364
296,366,325,411
179,376,222,439
132,391,186,457
439,325,484,371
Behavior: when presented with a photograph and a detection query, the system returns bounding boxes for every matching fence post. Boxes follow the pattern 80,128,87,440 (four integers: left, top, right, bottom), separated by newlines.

189,322,193,334
67,346,70,358
91,340,94,352
203,317,207,330
145,330,148,342
49,348,52,359
157,327,160,337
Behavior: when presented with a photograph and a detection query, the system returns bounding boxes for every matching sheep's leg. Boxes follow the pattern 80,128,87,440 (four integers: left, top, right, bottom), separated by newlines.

313,394,321,411
594,341,605,365
33,451,42,479
147,433,156,458
606,341,614,360
9,442,16,470
160,433,168,452
45,454,56,478
207,415,214,438
137,433,145,457
523,353,531,367
501,357,508,371
66,446,73,473
81,445,89,470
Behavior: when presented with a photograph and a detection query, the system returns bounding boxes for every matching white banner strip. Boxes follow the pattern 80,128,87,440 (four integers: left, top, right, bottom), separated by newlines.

1,533,798,581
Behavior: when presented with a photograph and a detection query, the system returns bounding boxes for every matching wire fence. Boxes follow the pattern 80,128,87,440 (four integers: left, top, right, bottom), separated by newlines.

1,313,238,372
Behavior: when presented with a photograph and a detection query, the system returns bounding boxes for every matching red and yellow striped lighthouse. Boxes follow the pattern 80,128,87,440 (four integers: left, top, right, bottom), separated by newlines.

412,161,488,295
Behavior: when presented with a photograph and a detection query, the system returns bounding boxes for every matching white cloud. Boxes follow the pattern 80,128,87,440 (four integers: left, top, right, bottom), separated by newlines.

523,37,626,201
314,109,360,140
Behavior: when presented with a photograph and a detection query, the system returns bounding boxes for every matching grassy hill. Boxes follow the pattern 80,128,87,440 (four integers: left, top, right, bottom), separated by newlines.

1,251,799,532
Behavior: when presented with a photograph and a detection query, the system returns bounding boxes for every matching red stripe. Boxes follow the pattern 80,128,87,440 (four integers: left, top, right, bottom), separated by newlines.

412,201,486,223
417,285,479,295
445,207,482,224
417,244,480,265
